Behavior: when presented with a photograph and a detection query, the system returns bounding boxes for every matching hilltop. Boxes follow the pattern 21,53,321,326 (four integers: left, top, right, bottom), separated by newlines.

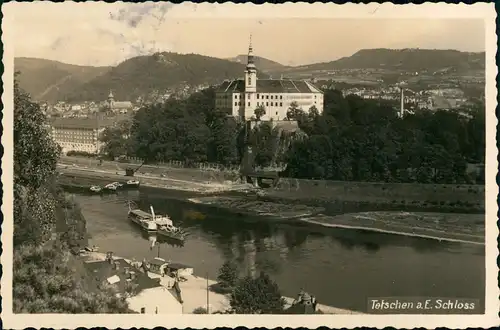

16,48,484,102
287,48,485,73
63,52,269,102
14,57,111,102
226,55,287,72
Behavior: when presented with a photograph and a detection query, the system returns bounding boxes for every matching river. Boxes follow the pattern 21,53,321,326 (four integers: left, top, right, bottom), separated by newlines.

74,188,485,313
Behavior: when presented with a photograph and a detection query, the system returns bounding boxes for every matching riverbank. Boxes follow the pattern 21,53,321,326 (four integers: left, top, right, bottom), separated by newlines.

188,196,485,245
58,165,255,194
58,158,484,214
60,166,485,245
83,251,360,314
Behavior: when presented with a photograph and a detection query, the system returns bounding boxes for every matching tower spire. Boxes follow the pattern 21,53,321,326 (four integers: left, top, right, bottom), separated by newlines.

247,34,255,68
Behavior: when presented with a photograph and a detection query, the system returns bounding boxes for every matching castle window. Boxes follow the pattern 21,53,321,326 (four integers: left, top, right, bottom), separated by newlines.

266,102,269,106
235,95,238,99
276,112,278,115
280,95,283,99
266,95,269,99
235,102,238,106
248,102,250,106
257,102,260,106
248,76,252,85
271,95,274,99
238,101,241,106
280,102,283,106
248,94,250,99
257,94,260,99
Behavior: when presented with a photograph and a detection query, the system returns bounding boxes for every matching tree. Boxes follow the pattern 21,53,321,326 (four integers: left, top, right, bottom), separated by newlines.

286,101,305,121
13,243,130,313
14,72,60,190
99,124,129,159
217,261,239,288
229,272,285,314
14,73,132,313
254,104,266,121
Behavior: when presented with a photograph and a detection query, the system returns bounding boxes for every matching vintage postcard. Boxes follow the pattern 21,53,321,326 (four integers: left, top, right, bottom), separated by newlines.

1,1,498,329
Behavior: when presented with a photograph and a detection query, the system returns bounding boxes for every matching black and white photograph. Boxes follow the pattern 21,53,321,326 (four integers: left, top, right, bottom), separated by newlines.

2,2,498,329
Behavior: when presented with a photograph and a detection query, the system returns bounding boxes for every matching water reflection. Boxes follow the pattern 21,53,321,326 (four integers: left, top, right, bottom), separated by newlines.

77,191,485,312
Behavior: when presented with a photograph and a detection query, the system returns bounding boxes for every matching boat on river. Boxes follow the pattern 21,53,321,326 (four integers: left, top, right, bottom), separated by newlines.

89,185,102,193
127,202,158,232
104,183,119,191
149,206,186,242
157,223,187,242
125,179,140,188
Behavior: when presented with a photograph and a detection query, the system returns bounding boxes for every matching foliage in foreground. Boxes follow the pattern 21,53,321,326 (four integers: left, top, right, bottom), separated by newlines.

13,72,130,313
229,272,285,314
217,261,239,289
13,242,129,313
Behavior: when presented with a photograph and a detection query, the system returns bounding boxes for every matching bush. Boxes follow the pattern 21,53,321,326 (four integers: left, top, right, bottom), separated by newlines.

66,150,97,158
217,261,238,289
229,272,285,314
192,307,208,314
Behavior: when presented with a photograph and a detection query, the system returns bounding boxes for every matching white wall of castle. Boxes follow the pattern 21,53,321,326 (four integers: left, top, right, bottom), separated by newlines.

216,90,324,121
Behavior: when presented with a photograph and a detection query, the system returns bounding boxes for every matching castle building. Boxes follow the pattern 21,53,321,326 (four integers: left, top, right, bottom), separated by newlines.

215,38,324,121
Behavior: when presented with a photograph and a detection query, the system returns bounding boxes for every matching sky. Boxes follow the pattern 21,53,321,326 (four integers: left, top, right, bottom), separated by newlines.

6,2,487,67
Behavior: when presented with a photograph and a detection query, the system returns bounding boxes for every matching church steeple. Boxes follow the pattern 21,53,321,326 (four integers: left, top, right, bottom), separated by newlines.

107,90,115,109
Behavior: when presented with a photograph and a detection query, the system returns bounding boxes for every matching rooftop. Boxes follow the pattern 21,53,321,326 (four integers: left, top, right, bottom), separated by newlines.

112,101,133,109
217,79,323,94
84,258,161,294
51,117,115,129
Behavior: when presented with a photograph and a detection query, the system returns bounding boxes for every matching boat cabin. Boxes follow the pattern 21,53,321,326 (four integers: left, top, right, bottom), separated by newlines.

129,209,153,220
148,257,168,275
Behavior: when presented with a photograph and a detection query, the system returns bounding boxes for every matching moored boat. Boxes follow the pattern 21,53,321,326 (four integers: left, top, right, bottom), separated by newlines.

104,183,119,191
125,179,140,188
157,224,187,242
90,185,102,193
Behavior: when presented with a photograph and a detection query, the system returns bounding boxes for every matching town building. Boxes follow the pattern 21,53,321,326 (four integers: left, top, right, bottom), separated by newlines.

215,39,324,121
49,116,112,154
107,90,133,114
83,253,183,314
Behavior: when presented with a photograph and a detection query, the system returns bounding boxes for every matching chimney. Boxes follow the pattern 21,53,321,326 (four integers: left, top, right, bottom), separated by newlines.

114,261,120,270
106,251,114,264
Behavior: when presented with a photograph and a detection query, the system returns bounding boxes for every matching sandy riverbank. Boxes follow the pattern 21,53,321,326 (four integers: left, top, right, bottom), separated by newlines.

83,251,360,314
58,165,255,194
189,197,485,245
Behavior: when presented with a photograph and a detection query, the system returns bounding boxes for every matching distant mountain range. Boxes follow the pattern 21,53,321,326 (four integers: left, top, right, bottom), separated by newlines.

15,48,485,102
226,55,287,72
287,48,485,73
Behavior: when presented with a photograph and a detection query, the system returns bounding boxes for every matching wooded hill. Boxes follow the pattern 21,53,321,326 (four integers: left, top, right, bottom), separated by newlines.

286,48,485,73
14,57,111,102
15,48,484,102
226,55,287,72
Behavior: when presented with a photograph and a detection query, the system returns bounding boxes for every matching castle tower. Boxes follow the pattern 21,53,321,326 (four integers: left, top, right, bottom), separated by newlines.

244,35,257,120
245,35,257,93
399,87,404,118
